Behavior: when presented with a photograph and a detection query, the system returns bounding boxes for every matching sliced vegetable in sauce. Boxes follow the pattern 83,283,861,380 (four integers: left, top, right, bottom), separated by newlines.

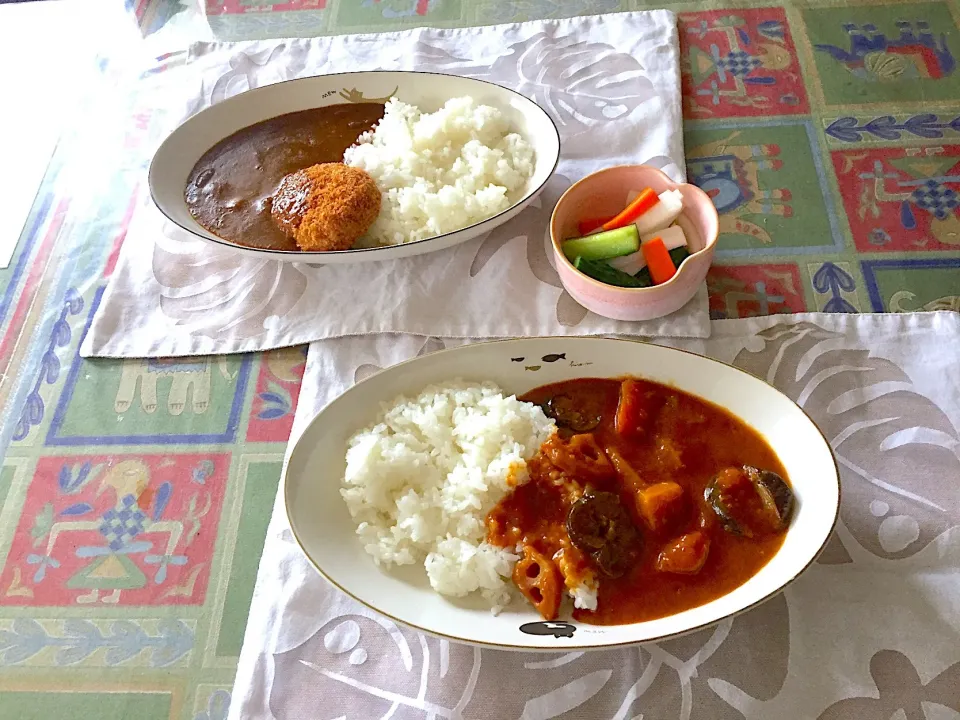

513,545,563,620
615,378,661,439
656,531,710,575
704,466,795,537
541,393,601,432
566,492,640,578
544,433,613,480
635,481,689,534
486,377,794,625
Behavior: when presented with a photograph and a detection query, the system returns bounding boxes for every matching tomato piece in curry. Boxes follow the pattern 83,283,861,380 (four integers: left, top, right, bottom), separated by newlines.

485,378,794,626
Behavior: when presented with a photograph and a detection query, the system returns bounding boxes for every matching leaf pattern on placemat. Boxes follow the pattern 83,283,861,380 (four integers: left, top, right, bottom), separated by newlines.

818,650,960,719
269,591,793,719
181,46,311,121
733,322,960,559
208,45,309,105
153,221,309,340
274,613,633,719
413,32,657,157
353,337,446,385
469,174,588,327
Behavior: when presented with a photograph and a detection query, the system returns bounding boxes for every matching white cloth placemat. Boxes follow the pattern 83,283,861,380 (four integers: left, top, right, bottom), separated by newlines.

80,11,708,359
227,311,960,720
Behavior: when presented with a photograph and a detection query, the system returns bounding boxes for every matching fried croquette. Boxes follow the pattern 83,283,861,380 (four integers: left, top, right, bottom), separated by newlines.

271,163,381,251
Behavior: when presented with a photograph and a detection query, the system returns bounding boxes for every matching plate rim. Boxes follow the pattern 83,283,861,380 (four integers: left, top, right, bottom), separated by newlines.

283,335,842,651
147,70,562,259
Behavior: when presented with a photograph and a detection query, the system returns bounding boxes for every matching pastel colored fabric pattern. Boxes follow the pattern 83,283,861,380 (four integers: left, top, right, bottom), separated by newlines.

1,0,959,719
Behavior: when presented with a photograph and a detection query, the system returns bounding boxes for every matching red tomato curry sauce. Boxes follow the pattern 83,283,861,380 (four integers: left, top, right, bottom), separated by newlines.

485,378,794,626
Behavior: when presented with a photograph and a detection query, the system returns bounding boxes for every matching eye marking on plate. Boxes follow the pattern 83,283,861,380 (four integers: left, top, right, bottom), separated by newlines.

525,365,542,372
511,357,525,362
541,353,566,363
519,621,577,638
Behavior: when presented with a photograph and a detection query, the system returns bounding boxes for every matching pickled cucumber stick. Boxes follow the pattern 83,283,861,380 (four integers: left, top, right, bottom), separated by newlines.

625,188,684,235
562,225,639,261
573,257,647,288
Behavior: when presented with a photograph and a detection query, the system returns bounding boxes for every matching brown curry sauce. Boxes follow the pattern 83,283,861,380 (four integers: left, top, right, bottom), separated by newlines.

486,378,791,626
184,103,385,250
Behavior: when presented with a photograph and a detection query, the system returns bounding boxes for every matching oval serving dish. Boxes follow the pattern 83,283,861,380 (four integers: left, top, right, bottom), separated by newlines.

285,337,839,651
149,71,560,264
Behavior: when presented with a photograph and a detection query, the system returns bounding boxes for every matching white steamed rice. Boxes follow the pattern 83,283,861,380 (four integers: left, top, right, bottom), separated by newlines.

340,380,555,609
343,97,535,247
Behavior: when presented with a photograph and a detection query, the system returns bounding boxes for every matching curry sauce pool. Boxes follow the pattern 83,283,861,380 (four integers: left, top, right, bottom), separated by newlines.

487,377,795,624
184,103,385,251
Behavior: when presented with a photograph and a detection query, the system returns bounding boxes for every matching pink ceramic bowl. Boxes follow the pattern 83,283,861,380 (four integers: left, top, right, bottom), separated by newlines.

550,165,719,322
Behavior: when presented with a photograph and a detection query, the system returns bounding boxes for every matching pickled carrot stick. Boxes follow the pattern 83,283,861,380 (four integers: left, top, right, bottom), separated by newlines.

601,188,659,231
641,237,677,284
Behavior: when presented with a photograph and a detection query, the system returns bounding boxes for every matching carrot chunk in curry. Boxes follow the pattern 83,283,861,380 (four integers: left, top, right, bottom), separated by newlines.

634,481,689,534
485,378,795,625
656,531,710,575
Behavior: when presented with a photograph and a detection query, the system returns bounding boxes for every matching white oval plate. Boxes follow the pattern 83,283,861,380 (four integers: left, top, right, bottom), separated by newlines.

149,71,560,264
285,337,840,651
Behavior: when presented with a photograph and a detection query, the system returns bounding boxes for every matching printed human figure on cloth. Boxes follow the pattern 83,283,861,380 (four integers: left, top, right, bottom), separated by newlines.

56,460,183,604
0,455,227,606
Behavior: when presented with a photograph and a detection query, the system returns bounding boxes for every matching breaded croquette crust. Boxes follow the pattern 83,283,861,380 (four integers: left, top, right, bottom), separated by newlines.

271,163,381,251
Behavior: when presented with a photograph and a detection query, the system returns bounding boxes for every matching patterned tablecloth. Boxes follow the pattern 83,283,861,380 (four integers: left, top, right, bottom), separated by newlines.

0,1,958,719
